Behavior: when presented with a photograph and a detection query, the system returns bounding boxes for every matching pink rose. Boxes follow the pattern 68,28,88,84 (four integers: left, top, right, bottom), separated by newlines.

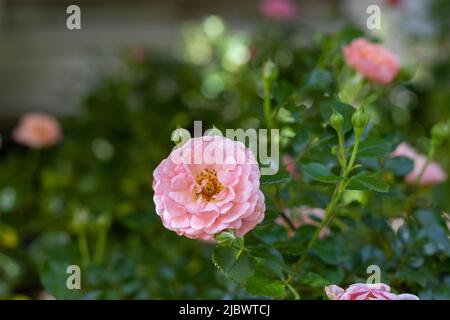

152,136,265,241
13,113,62,148
283,155,299,180
391,142,447,186
129,46,146,63
343,38,399,84
325,283,419,300
385,0,402,7
259,0,298,21
276,206,329,238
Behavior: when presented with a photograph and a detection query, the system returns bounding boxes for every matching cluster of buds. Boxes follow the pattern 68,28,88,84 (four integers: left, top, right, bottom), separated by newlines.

329,106,369,137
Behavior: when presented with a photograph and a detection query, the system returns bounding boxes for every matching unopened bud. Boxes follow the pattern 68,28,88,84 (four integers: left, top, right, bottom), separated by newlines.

262,60,278,83
205,126,223,137
215,230,236,246
73,208,89,232
431,121,449,146
330,109,344,132
352,107,369,136
171,128,191,146
97,214,111,229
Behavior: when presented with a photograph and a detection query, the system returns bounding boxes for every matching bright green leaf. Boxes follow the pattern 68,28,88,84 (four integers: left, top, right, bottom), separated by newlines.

212,246,253,285
261,172,291,185
357,138,393,157
302,162,342,184
347,173,389,193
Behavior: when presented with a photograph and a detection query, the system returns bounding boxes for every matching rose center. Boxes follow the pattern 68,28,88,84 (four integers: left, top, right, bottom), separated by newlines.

32,124,49,139
195,168,224,202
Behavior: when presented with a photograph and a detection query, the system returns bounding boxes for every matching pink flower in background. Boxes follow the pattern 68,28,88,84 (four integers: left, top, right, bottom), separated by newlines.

13,113,62,148
325,283,419,300
129,46,146,63
259,0,298,21
276,206,329,238
343,38,399,84
152,136,265,241
385,0,402,7
283,155,299,180
391,142,447,186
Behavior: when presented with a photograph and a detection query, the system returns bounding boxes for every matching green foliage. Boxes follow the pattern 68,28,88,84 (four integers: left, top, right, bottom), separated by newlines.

0,12,449,300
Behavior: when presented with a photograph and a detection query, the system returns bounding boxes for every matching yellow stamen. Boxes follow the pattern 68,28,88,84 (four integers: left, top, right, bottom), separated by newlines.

194,168,224,202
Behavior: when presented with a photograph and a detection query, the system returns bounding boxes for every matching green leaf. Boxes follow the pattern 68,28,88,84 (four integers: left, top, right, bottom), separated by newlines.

416,209,450,253
347,172,389,193
249,247,286,279
319,99,355,133
274,81,295,104
302,162,342,184
295,272,330,288
357,138,393,157
312,241,349,265
273,226,315,255
246,275,286,297
306,68,334,92
261,172,291,185
40,261,83,299
213,246,287,297
253,223,288,244
384,156,414,176
212,246,253,285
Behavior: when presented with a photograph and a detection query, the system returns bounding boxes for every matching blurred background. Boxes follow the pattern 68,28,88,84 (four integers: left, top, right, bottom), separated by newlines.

1,0,443,120
0,0,449,300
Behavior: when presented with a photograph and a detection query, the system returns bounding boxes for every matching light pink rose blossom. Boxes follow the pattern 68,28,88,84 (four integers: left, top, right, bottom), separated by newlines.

391,142,447,186
152,136,265,241
283,155,299,180
259,0,298,21
13,113,62,148
276,206,329,238
343,38,400,84
325,283,419,300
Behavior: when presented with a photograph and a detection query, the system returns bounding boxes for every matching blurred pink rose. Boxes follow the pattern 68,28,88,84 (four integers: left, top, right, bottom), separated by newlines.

259,0,298,21
391,142,447,186
325,283,419,300
343,38,399,84
283,155,299,180
276,206,329,238
152,136,265,240
129,46,146,63
385,0,402,7
13,113,62,148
